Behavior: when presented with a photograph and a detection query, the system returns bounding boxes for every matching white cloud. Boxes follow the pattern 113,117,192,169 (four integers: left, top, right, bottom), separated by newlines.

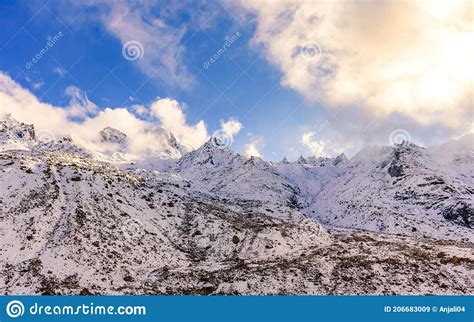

220,118,242,138
301,132,343,157
0,72,208,157
0,73,69,137
131,104,148,116
53,67,66,77
64,86,98,119
0,72,248,158
103,1,193,88
150,98,208,149
245,137,264,158
232,0,473,143
0,72,165,156
60,0,220,88
25,75,44,89
77,107,171,155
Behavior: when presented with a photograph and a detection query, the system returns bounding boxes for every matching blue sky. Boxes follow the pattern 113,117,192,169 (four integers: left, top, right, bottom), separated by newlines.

0,0,330,161
0,1,471,160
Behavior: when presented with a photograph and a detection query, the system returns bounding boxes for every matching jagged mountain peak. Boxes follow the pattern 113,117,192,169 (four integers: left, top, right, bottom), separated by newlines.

0,115,93,157
167,132,189,155
99,127,128,145
428,133,474,167
306,156,335,167
158,130,191,157
175,138,300,207
1,115,473,295
1,115,472,241
297,155,307,164
333,153,348,166
98,126,128,156
0,113,35,146
42,135,92,157
392,141,425,155
245,155,267,167
203,136,232,151
280,156,289,164
177,137,236,167
379,143,427,178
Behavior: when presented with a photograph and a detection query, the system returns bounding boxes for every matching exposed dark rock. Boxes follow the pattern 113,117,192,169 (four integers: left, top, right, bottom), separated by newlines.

441,202,473,228
123,275,134,282
232,235,240,244
388,161,403,177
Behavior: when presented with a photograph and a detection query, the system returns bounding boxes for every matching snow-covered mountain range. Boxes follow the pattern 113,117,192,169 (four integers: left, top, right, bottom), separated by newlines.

0,115,473,295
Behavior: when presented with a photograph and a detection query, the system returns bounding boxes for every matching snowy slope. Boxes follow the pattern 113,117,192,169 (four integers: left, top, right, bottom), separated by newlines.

178,136,473,242
0,114,35,151
0,116,473,295
0,121,330,294
305,142,473,242
175,138,302,208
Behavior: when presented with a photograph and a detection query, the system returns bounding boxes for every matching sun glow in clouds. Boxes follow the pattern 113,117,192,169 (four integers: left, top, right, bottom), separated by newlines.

235,0,473,129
